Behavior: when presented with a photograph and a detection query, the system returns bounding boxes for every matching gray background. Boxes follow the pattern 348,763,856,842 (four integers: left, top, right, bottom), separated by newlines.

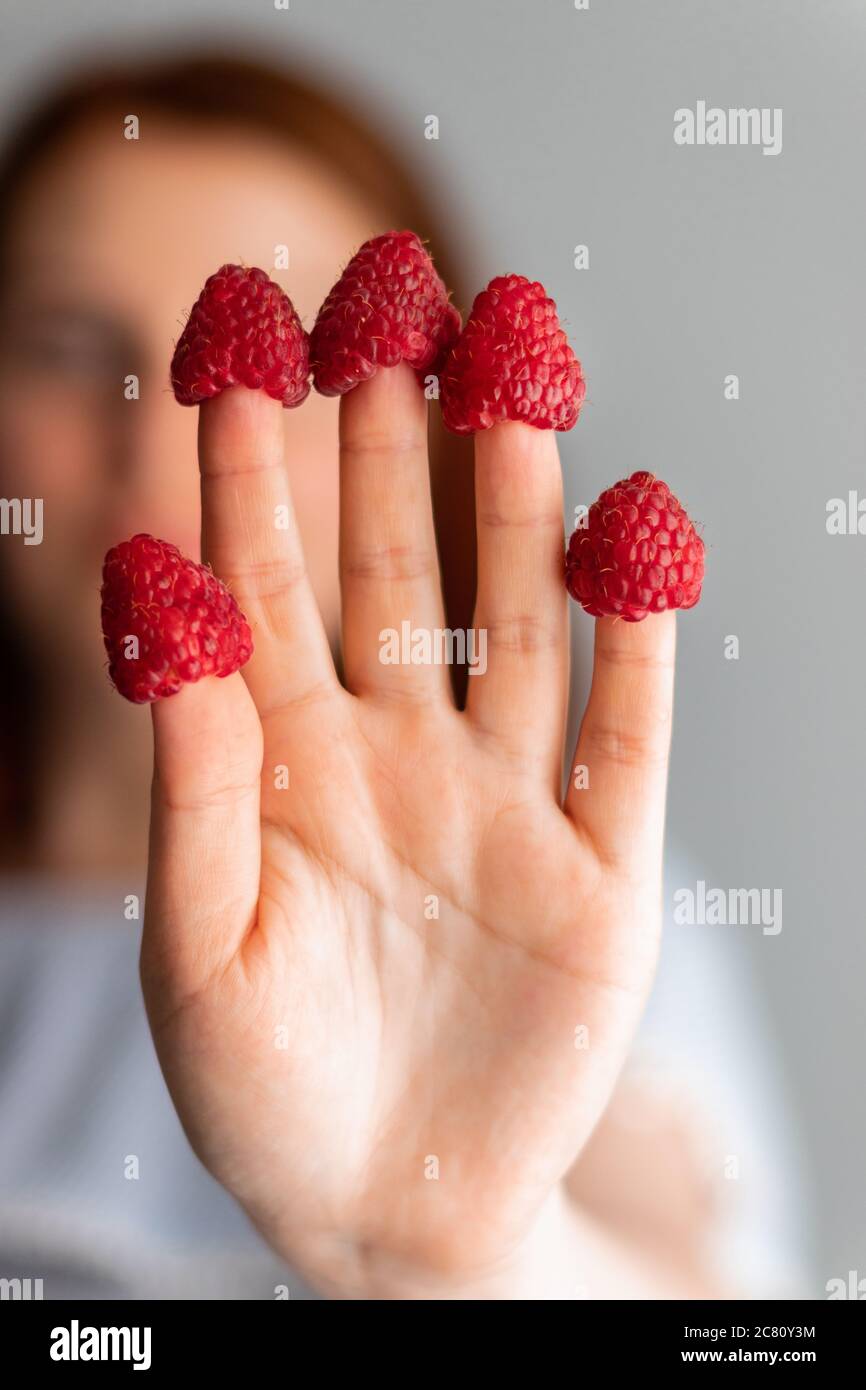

1,0,863,1288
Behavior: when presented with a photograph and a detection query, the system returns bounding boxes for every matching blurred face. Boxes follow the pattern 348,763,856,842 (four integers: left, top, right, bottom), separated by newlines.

0,114,380,689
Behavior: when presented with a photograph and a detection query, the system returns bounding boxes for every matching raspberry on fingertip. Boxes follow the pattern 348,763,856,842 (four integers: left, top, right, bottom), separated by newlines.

441,274,585,435
170,263,310,408
310,230,460,397
100,534,253,703
566,472,705,621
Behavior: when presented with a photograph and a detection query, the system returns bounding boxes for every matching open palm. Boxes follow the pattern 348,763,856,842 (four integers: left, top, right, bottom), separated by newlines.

142,367,676,1297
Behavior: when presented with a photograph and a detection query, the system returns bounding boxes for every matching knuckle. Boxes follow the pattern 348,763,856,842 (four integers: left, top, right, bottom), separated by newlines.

344,544,437,583
340,433,425,460
156,772,259,815
584,720,670,770
484,613,559,654
596,641,675,675
221,558,307,603
477,506,563,531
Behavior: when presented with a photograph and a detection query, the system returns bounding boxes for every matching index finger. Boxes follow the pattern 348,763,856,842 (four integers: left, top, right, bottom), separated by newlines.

199,387,337,715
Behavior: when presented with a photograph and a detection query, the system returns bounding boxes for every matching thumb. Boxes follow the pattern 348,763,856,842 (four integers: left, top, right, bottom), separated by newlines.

143,672,263,1003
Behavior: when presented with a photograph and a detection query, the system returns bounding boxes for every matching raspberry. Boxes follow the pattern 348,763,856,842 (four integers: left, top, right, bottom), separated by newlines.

310,230,461,396
565,472,705,622
170,264,310,407
100,534,253,703
440,274,585,434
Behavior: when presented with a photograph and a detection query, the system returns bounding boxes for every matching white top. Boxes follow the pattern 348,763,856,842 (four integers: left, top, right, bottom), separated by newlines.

0,871,811,1299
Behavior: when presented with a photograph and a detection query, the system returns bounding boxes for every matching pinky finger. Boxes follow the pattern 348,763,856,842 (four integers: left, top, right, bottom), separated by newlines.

566,612,676,877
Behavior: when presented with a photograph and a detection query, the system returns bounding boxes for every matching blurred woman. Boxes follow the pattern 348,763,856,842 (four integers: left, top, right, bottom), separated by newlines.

0,54,805,1298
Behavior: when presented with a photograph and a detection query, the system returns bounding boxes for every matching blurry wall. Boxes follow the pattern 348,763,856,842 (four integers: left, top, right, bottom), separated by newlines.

0,0,862,1289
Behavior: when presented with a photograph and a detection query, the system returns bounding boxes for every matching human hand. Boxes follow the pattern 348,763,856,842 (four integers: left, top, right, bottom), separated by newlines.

141,363,676,1297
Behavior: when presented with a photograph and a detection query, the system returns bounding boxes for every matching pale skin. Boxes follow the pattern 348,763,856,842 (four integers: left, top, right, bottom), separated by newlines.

143,373,699,1299
0,116,724,1298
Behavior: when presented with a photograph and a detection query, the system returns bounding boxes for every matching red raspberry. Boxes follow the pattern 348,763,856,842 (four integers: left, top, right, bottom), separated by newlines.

170,264,310,407
566,472,705,622
440,274,585,435
310,230,461,396
100,534,253,703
